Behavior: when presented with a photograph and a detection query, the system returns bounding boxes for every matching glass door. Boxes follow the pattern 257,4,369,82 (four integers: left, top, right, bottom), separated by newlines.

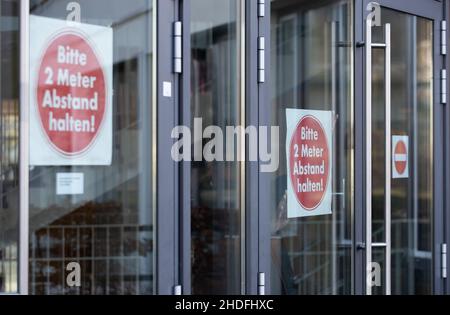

269,0,355,295
363,0,444,295
188,0,246,295
25,0,156,295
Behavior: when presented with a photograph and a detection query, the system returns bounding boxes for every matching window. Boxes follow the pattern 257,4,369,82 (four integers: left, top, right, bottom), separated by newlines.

28,0,155,295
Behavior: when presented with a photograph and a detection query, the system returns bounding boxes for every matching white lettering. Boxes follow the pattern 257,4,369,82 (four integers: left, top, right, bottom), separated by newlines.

297,178,324,193
57,45,87,66
301,144,324,158
301,127,318,141
57,68,97,88
292,160,326,176
49,111,94,133
42,89,98,111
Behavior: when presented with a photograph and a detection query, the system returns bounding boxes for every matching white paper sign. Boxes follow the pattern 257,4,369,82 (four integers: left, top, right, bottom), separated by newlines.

163,81,172,98
30,15,113,166
286,109,333,218
56,173,84,195
392,135,409,179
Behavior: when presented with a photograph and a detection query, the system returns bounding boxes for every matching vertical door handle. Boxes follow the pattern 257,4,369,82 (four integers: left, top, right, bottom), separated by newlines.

365,17,373,296
384,23,392,296
365,19,391,295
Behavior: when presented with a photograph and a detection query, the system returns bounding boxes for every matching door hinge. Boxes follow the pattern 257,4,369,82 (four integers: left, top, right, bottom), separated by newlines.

174,285,182,295
442,244,448,279
257,0,265,17
258,37,265,83
441,21,447,56
441,69,447,104
173,21,182,74
258,272,266,295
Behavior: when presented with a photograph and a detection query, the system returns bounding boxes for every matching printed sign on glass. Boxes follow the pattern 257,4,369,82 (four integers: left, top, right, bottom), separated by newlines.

286,109,333,218
392,135,409,179
30,15,113,165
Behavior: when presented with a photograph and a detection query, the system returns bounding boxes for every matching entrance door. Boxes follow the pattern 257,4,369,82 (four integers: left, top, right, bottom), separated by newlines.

24,0,159,295
361,0,444,294
268,0,355,295
175,0,248,295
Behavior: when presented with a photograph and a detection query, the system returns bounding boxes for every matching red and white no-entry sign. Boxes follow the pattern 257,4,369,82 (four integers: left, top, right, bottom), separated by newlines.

286,109,333,218
30,15,113,166
392,136,409,179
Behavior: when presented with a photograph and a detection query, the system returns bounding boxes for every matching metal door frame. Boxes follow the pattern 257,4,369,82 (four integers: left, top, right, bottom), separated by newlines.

177,0,264,295
257,0,271,296
357,0,446,295
445,0,450,296
156,0,179,295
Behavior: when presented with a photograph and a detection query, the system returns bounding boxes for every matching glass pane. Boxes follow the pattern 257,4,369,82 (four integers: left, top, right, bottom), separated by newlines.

0,0,19,294
190,0,244,295
372,46,386,245
270,0,354,294
28,0,154,295
372,9,433,295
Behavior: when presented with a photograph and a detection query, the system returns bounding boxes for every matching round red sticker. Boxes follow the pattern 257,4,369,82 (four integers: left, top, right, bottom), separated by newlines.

289,116,330,211
36,31,107,156
394,140,407,175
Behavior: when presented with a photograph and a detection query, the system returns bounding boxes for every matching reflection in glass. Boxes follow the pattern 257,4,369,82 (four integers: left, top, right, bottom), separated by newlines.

270,0,354,294
0,0,19,294
190,0,244,295
28,0,154,295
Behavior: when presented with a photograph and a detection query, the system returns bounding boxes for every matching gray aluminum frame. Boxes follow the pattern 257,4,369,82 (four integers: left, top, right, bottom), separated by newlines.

445,0,450,295
257,0,271,295
156,0,178,294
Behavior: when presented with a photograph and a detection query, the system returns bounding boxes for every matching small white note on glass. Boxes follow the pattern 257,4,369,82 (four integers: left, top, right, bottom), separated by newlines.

163,81,172,98
56,173,84,195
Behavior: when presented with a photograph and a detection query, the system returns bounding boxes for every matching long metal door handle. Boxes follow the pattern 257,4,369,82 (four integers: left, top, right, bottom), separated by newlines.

365,17,373,296
365,20,392,296
384,23,392,296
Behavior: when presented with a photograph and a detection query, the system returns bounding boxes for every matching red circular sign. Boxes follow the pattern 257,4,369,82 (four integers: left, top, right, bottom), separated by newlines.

36,31,107,156
394,140,407,175
289,116,330,211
